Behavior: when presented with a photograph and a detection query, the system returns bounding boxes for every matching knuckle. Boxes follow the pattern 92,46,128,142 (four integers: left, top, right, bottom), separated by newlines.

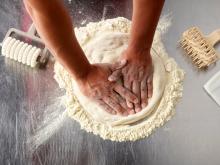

106,99,112,105
130,96,137,102
113,70,120,76
122,70,126,75
141,85,146,91
110,100,115,106
122,68,127,74
116,104,122,110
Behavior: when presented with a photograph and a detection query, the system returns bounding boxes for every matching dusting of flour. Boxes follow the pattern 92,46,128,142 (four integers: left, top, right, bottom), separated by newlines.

54,16,185,141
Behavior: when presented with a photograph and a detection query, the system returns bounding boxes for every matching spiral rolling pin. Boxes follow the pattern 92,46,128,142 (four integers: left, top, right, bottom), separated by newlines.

0,24,50,68
180,27,220,69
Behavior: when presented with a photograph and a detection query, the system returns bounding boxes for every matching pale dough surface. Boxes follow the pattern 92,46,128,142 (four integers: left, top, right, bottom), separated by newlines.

54,17,185,141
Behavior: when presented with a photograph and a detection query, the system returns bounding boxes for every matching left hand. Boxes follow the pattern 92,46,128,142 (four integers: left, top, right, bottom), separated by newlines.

76,62,139,116
108,47,153,113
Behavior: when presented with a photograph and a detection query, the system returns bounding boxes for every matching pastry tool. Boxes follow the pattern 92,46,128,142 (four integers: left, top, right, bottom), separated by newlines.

0,23,50,67
180,27,220,69
204,70,220,106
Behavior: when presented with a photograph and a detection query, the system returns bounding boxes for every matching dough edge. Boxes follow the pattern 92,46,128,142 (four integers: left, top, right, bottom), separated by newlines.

54,16,185,142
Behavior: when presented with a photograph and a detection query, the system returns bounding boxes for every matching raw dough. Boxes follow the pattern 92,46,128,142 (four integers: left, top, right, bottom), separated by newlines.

54,17,185,141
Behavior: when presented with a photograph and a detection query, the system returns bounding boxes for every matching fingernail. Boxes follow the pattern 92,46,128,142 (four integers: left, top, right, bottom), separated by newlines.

128,102,133,108
123,111,128,116
112,111,116,115
134,98,139,103
136,107,142,112
108,76,114,81
141,103,147,108
120,59,127,65
148,95,152,98
129,110,135,115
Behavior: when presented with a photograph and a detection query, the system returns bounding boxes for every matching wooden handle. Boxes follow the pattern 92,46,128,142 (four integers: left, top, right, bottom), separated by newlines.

207,29,220,46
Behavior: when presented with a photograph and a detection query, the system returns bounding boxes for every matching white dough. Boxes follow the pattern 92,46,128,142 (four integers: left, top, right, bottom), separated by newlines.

54,17,185,141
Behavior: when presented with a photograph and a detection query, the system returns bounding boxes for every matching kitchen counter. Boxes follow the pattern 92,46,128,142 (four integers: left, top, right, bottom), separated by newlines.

0,0,220,164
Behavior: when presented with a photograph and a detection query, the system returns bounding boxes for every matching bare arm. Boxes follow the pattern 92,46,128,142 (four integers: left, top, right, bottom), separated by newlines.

129,0,165,51
109,0,165,112
24,0,138,115
24,0,91,80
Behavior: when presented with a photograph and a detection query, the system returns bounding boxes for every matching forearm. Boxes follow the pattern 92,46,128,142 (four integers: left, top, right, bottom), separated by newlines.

129,0,165,52
23,0,91,79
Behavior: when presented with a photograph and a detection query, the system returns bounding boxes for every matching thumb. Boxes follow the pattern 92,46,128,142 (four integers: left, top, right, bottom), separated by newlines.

110,59,127,71
108,70,121,82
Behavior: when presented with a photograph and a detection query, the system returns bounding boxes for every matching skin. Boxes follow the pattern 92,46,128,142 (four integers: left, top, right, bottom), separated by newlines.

108,0,165,113
23,0,164,115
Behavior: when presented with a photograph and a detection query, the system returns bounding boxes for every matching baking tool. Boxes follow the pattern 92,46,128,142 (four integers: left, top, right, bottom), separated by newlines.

180,27,220,69
0,24,49,67
204,70,220,106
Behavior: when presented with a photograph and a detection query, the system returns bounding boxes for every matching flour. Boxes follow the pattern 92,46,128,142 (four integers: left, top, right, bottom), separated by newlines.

54,17,185,141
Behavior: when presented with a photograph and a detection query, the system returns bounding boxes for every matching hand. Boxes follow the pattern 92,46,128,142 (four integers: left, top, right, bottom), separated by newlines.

108,47,153,112
76,62,139,116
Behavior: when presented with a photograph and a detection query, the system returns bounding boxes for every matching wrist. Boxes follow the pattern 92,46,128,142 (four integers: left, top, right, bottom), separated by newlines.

54,41,92,82
128,40,151,54
73,64,92,83
125,43,151,59
129,33,152,50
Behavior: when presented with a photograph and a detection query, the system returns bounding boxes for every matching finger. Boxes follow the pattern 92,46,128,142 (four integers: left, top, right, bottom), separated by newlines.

114,92,134,115
111,93,130,116
132,80,142,113
140,77,148,108
124,78,133,108
108,70,122,82
114,84,138,104
103,96,125,115
96,99,116,115
147,75,153,98
110,59,127,71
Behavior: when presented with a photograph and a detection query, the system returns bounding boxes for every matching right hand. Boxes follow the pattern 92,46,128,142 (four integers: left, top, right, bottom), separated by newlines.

76,62,139,116
108,47,154,112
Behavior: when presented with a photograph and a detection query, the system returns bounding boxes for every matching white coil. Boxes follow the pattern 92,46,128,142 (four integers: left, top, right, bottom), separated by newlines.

1,37,41,67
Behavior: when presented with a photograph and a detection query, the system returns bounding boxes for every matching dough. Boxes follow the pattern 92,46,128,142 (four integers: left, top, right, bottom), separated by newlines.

54,17,185,141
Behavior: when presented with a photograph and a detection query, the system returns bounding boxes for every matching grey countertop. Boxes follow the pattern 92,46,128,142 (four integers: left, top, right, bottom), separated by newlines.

0,0,220,165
